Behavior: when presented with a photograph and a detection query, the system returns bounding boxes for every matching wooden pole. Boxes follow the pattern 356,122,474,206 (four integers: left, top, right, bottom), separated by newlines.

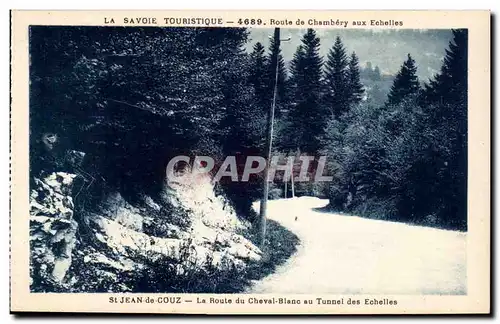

284,177,288,198
259,28,280,247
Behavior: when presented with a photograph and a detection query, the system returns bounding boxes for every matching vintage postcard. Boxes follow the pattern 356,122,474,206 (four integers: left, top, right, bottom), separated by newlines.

10,10,490,314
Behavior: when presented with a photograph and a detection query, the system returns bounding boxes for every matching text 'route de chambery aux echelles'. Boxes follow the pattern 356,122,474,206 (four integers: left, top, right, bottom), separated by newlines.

106,16,403,28
268,18,404,28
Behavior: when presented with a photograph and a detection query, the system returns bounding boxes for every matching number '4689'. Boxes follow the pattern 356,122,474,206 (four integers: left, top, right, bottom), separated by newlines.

238,18,263,25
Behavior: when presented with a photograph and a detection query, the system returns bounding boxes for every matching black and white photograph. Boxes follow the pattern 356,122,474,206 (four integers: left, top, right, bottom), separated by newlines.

27,24,470,296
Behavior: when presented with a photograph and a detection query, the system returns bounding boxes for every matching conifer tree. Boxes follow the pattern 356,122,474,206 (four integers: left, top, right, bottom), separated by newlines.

249,42,269,114
386,53,420,105
421,29,468,229
287,29,324,154
424,29,467,108
347,52,365,105
289,45,305,93
324,36,349,119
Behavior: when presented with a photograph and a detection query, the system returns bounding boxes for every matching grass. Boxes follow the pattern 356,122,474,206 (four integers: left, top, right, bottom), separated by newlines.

241,219,300,286
116,218,300,294
63,204,301,293
317,198,466,232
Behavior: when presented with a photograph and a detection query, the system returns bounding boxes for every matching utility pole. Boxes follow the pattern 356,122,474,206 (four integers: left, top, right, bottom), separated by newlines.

284,178,287,198
259,28,290,247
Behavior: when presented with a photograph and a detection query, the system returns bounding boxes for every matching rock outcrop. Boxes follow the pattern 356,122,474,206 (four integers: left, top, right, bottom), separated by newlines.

30,172,79,288
29,167,262,292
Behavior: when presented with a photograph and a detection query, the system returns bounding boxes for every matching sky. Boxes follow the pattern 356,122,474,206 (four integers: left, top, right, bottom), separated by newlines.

246,29,454,81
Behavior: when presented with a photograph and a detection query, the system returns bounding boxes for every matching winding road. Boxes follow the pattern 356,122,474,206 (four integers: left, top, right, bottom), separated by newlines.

249,197,466,295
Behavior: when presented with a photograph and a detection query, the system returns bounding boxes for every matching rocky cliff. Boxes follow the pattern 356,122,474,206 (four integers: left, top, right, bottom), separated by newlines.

29,163,262,292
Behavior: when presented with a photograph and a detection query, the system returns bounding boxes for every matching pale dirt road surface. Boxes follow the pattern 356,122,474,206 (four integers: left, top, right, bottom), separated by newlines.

249,197,466,295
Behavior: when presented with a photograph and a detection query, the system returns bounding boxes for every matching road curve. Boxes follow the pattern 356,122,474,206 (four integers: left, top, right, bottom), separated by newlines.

248,197,466,295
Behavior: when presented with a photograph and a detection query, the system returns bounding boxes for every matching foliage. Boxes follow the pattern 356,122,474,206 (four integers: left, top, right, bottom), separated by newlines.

244,220,300,283
386,53,420,105
347,52,365,105
323,36,350,119
322,30,467,230
30,25,468,270
266,35,289,117
131,219,299,293
286,29,325,154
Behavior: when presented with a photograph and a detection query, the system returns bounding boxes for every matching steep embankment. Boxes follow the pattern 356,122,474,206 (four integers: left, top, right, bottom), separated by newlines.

248,197,466,295
29,164,263,293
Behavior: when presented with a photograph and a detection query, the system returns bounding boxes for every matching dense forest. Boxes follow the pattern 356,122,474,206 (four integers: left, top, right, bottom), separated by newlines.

30,26,468,235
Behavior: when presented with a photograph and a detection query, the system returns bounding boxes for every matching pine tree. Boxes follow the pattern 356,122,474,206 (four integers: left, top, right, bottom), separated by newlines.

249,42,269,114
424,29,467,108
289,45,305,93
266,36,288,115
324,36,349,119
249,42,267,86
278,45,305,151
347,52,365,105
421,29,468,230
287,29,324,154
301,29,323,89
386,54,420,105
